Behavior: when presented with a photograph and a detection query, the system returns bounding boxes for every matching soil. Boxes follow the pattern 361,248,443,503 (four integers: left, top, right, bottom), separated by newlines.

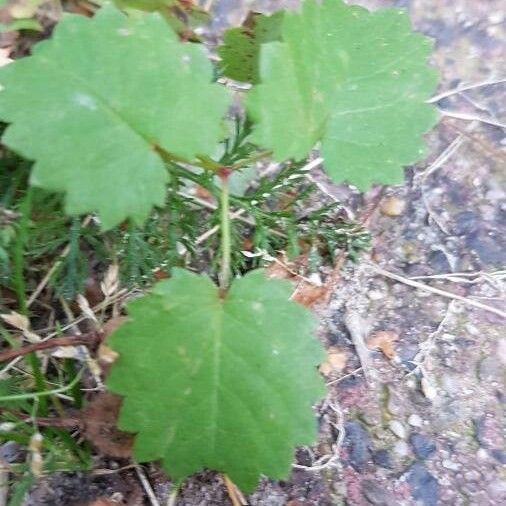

7,0,506,504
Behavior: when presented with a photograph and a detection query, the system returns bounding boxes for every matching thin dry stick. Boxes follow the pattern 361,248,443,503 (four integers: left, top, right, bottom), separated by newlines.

367,262,506,319
177,191,255,227
343,310,374,383
438,108,506,129
195,208,247,245
418,135,465,181
292,401,344,471
0,334,97,363
0,408,81,428
411,270,506,282
44,288,130,339
446,121,506,161
166,489,178,506
417,134,466,234
135,466,161,506
326,366,363,386
223,474,247,506
428,77,506,103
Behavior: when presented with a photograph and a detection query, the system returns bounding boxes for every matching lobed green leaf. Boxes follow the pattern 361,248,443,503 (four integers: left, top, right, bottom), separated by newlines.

247,0,439,189
106,268,325,491
0,6,229,228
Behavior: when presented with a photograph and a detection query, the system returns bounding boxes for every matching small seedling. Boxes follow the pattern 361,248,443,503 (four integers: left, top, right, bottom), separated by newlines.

0,0,437,493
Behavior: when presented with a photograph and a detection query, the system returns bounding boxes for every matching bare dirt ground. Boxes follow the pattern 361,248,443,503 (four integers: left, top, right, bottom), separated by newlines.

16,0,505,504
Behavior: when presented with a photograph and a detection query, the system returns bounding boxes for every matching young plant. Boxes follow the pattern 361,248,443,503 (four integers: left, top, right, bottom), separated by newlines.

0,0,437,493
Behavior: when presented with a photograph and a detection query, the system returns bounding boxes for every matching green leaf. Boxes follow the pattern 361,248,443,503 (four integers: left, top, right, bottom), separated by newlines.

246,0,438,189
106,268,325,491
0,6,229,228
218,11,284,84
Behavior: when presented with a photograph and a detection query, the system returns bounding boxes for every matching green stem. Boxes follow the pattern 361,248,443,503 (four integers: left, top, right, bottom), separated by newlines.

219,173,231,292
0,369,83,403
229,149,272,171
155,145,221,172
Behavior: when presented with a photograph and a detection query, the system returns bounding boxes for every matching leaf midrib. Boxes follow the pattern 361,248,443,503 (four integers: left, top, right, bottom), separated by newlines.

44,57,158,150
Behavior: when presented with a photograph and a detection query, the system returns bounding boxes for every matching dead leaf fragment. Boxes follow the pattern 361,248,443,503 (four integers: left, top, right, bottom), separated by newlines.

291,281,326,308
82,392,133,458
367,330,399,360
1,311,41,342
319,346,347,376
101,264,120,298
1,311,29,332
98,343,119,364
265,260,293,280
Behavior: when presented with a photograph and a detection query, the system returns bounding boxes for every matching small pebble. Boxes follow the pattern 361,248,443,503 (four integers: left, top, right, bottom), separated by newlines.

344,421,371,472
491,449,506,464
477,448,489,460
442,459,461,470
380,196,406,216
368,290,385,301
409,432,436,460
361,480,395,505
406,463,439,506
393,441,410,457
386,386,404,416
389,420,407,439
408,414,423,427
372,449,392,469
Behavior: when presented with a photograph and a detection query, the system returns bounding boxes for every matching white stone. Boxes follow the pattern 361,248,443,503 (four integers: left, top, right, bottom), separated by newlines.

389,420,406,439
408,414,423,427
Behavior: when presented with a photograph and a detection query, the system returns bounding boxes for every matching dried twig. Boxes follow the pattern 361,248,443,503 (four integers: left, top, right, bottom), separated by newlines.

166,489,179,506
135,466,161,506
0,333,99,363
0,408,81,429
326,367,363,386
367,262,506,319
428,77,506,103
446,121,506,160
343,310,374,383
415,134,466,234
223,474,247,506
292,401,344,472
438,108,506,129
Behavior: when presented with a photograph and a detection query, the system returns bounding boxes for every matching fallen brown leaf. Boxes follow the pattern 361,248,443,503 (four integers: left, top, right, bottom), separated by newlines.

319,346,347,376
367,330,399,360
291,281,326,308
265,260,294,280
82,392,133,458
